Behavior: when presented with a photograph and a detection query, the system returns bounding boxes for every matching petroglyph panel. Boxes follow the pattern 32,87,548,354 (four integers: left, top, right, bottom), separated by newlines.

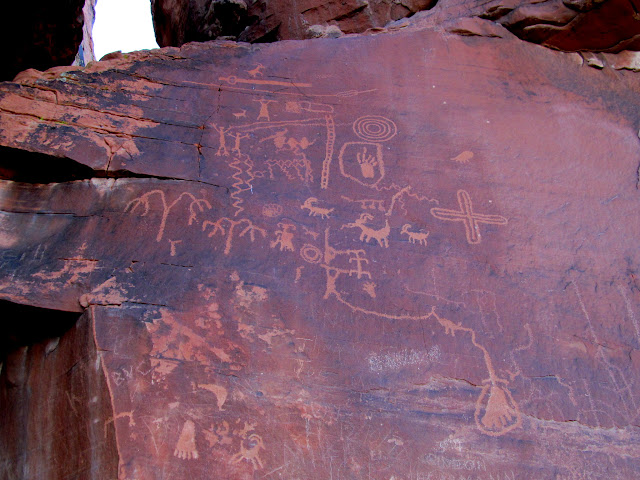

1,23,640,480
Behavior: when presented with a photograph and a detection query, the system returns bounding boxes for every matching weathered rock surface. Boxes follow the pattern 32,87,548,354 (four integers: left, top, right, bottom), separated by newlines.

1,16,640,480
150,0,640,51
0,0,95,81
0,304,118,479
478,0,640,52
151,0,438,44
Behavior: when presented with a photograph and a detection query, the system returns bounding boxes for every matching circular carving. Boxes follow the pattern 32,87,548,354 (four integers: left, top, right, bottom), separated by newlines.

262,203,283,218
353,116,397,143
300,244,323,264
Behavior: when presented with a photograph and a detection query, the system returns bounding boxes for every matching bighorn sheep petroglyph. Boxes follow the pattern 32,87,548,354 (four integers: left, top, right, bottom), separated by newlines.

342,213,390,248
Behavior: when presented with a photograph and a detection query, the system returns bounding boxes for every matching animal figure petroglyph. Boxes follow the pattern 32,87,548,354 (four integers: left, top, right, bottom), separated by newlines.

248,64,265,77
231,433,265,470
400,224,430,246
342,213,390,248
301,197,334,219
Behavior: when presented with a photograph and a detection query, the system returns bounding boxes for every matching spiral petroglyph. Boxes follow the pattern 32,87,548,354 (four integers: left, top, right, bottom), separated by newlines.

353,116,397,142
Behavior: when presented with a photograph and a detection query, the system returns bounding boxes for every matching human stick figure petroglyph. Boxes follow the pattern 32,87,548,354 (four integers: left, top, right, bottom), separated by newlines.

253,98,277,121
271,223,296,251
319,228,372,298
202,218,266,255
301,197,334,219
401,224,430,246
342,213,391,248
125,190,211,242
430,190,507,244
210,124,231,156
231,132,250,155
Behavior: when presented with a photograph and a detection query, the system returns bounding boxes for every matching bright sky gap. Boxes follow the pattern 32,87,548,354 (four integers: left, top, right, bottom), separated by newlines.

93,0,159,60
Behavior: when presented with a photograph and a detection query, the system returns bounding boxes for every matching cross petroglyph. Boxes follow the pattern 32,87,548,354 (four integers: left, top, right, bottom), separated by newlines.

430,190,507,244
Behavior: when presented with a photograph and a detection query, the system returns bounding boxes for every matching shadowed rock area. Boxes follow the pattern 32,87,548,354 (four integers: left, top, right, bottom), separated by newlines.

150,0,640,51
0,303,118,479
0,0,96,81
0,5,640,480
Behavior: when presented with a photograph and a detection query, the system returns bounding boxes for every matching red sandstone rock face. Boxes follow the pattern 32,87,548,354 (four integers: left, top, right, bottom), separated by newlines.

151,0,438,44
0,305,118,479
480,0,640,52
151,0,640,51
1,18,640,479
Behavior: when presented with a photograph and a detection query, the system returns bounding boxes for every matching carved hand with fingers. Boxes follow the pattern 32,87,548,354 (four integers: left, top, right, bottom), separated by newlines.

357,147,378,178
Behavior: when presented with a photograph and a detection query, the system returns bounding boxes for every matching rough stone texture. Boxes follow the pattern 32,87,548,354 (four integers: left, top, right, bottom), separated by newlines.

1,17,640,480
0,0,91,81
0,305,118,479
477,0,640,52
151,0,438,44
150,0,640,51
